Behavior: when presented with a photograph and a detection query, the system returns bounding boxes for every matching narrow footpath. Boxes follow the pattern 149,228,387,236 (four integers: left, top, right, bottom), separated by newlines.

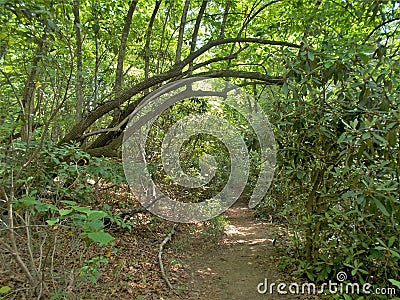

181,200,303,300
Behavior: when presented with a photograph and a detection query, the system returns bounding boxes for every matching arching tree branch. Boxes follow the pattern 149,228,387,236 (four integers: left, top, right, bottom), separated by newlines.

60,37,300,145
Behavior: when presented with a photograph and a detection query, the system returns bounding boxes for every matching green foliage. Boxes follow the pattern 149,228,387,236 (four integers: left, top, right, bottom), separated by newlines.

1,0,400,297
14,196,115,246
256,4,400,288
1,141,124,202
103,204,133,230
49,289,68,300
203,215,229,236
79,256,108,283
0,286,11,299
145,97,262,204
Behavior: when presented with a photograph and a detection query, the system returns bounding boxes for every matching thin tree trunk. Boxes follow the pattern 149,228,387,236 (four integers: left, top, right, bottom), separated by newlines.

157,1,173,73
305,168,324,262
21,34,46,144
73,0,84,121
93,32,99,109
145,0,162,81
175,0,190,64
219,0,232,39
189,0,208,74
114,0,138,97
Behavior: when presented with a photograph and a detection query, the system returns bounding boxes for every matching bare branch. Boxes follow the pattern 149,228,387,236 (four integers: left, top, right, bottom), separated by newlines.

21,34,46,143
366,17,400,40
80,112,131,139
1,187,36,287
0,68,23,111
159,225,176,290
227,0,281,67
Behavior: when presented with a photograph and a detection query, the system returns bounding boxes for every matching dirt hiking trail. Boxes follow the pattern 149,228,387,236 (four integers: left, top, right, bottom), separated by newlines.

181,200,302,300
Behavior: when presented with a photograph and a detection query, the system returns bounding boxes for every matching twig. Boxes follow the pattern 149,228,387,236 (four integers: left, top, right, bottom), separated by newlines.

51,235,57,294
158,224,177,290
1,186,36,286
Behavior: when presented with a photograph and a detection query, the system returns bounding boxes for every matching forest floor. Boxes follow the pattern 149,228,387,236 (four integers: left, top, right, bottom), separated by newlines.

1,192,316,300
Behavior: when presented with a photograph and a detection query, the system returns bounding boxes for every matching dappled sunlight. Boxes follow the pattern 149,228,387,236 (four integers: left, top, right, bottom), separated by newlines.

182,203,296,300
221,204,275,246
196,267,218,277
223,223,274,246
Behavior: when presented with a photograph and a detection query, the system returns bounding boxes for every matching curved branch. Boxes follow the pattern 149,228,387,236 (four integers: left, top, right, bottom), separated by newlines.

181,37,301,69
192,46,246,70
227,0,282,71
60,37,299,144
194,70,283,85
366,17,400,40
88,96,146,150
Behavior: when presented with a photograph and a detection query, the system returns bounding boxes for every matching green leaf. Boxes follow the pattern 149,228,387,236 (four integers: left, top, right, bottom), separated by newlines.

92,24,100,33
59,209,73,216
47,19,57,30
337,132,347,143
85,219,104,232
362,132,370,140
87,231,114,245
387,128,397,147
372,133,388,145
0,286,11,294
390,250,400,258
341,190,359,199
371,197,390,217
18,196,40,207
46,218,59,226
374,246,386,251
282,82,289,97
389,279,400,289
60,200,77,206
87,210,107,221
36,203,58,212
73,206,91,214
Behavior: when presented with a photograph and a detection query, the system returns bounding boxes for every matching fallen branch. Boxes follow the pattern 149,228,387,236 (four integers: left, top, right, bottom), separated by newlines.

158,224,177,290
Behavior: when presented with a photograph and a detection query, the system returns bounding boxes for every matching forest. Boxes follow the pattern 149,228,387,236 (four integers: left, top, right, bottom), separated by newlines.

0,0,399,299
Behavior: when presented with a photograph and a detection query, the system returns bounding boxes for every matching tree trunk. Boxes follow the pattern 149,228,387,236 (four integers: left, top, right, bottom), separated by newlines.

73,0,84,121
